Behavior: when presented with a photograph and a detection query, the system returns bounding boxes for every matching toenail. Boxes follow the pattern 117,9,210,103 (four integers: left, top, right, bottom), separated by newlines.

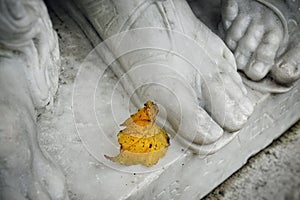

271,62,300,84
237,55,248,69
279,62,299,75
246,62,269,81
224,109,248,132
252,62,267,74
226,39,237,50
236,54,248,69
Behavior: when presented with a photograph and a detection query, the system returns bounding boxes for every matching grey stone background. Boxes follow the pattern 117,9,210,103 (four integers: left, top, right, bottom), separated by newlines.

204,121,300,200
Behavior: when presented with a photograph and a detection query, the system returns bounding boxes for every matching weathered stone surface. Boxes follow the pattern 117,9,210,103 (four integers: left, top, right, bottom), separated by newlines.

37,8,300,199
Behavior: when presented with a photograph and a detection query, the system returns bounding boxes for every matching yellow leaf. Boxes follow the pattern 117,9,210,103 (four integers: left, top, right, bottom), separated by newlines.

105,101,170,167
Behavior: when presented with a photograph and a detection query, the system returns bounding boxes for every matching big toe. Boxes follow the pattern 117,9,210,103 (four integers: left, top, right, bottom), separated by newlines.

168,102,224,145
202,73,254,132
220,86,253,132
271,46,300,85
271,61,300,84
193,106,224,144
223,95,253,132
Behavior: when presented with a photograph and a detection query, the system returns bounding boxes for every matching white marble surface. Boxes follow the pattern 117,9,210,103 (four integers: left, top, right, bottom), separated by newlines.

38,6,300,200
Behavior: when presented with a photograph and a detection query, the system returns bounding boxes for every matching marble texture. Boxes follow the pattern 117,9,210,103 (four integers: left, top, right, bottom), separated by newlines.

1,0,300,199
37,7,300,199
0,0,67,199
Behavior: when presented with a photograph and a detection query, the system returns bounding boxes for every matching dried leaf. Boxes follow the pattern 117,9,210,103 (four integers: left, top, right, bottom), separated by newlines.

105,101,169,167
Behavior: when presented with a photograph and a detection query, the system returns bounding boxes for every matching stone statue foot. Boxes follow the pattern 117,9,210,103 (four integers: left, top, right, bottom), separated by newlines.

221,0,300,85
68,0,253,145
